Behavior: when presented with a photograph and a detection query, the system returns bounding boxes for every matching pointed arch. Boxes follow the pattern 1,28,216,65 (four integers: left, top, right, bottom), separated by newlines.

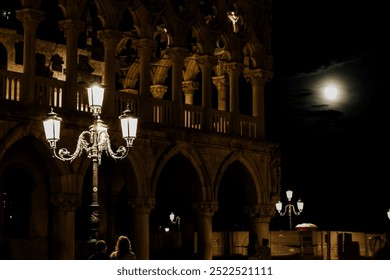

215,151,265,204
151,143,211,201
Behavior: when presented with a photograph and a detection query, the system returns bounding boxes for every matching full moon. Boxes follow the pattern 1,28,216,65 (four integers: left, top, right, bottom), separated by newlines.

324,86,338,100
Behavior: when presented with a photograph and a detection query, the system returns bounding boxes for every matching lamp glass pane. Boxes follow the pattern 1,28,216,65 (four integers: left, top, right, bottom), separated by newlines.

286,190,293,200
87,85,104,108
43,118,60,141
276,201,282,211
120,116,138,138
297,200,304,211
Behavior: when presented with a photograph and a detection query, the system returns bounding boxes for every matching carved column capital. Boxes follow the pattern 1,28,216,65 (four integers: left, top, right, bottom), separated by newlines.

182,80,199,94
243,68,273,86
97,29,122,47
51,193,82,212
212,75,228,90
59,19,86,37
134,38,157,56
224,62,244,77
193,201,219,217
150,84,168,99
16,8,44,30
128,197,156,214
245,204,275,219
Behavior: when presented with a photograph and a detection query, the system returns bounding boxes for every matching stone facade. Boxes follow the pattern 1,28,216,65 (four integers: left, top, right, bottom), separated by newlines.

0,0,277,260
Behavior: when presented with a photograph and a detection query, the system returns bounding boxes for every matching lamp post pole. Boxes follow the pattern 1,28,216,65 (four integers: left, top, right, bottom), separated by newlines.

43,83,138,242
89,118,101,241
275,190,304,230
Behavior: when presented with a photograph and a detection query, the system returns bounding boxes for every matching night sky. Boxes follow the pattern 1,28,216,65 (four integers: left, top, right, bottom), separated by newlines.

267,1,388,232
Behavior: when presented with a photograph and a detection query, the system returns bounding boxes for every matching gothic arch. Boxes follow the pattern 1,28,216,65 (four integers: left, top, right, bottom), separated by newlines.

0,135,52,258
214,151,264,204
0,122,64,178
151,143,211,200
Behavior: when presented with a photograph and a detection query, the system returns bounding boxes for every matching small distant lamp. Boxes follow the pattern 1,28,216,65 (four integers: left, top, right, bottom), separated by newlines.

275,189,304,230
286,190,293,201
297,199,304,212
169,211,181,231
169,212,175,223
276,201,282,213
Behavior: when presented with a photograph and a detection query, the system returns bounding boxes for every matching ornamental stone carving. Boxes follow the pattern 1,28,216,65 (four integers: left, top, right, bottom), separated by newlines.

128,197,156,214
245,204,275,218
50,193,82,212
193,201,219,216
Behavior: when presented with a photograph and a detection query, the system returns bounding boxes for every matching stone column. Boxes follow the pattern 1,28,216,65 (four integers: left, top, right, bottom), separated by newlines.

212,75,228,111
243,69,273,139
166,48,189,127
128,197,155,260
150,85,168,123
196,55,217,131
246,204,274,245
97,29,122,117
51,193,82,260
15,8,44,103
193,201,218,260
59,19,86,111
182,81,199,105
225,63,244,134
135,38,156,122
182,81,199,129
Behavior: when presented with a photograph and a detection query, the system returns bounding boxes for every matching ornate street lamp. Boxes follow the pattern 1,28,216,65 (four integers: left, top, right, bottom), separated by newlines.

43,83,138,242
169,212,181,231
387,209,390,220
275,190,304,230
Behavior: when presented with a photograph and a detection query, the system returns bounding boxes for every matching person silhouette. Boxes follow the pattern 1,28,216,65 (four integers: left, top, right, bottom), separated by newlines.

259,238,271,260
247,233,260,260
109,235,136,260
88,240,108,260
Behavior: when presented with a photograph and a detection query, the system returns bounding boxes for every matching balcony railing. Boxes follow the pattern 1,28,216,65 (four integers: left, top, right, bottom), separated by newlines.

151,98,172,125
35,76,65,108
0,69,261,139
212,109,230,134
184,104,202,129
0,69,22,101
